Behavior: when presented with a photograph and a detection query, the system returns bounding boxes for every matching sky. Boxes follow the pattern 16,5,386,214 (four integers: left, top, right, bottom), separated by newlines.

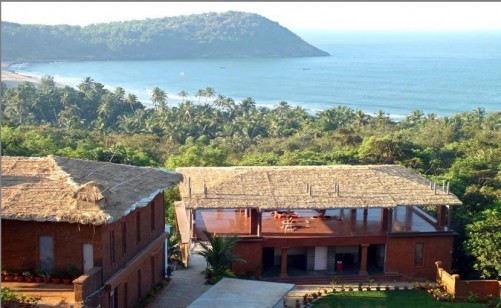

2,2,501,32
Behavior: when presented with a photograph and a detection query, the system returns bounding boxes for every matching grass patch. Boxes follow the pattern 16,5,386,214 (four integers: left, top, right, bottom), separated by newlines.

312,290,485,308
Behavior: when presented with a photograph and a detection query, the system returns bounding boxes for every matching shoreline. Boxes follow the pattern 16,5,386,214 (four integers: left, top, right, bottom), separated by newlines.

1,62,65,88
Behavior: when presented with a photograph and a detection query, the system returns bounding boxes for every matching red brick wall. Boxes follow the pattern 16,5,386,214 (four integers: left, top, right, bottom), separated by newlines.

96,244,165,308
436,262,500,301
101,193,166,281
1,219,101,274
2,192,167,307
386,235,453,280
232,240,263,278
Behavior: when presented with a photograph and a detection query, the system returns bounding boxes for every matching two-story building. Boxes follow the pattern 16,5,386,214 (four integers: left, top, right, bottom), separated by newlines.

175,165,462,282
1,156,182,307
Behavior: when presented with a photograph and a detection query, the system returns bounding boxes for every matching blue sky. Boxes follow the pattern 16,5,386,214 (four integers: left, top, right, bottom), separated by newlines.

2,2,501,32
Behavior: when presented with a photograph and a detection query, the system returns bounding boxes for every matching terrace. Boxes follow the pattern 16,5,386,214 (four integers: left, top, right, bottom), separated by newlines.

194,206,450,239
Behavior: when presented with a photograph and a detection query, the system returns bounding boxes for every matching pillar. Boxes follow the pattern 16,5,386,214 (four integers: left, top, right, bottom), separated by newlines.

280,247,288,278
363,208,368,223
250,209,259,235
350,209,357,221
388,209,393,233
447,205,453,230
191,209,197,238
380,208,389,232
405,206,413,231
257,210,262,237
437,205,447,229
359,244,369,276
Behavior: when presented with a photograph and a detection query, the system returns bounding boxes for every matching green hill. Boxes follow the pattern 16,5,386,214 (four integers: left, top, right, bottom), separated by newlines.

1,11,329,61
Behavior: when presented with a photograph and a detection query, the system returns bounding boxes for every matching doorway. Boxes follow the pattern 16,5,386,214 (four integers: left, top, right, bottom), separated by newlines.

83,243,94,273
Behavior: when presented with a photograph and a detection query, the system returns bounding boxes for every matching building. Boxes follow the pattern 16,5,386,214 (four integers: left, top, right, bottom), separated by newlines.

175,165,462,281
1,156,182,307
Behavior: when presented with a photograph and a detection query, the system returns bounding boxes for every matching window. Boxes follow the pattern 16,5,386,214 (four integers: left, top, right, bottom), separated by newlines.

136,212,141,243
414,242,424,266
121,222,127,254
151,201,155,231
110,230,115,263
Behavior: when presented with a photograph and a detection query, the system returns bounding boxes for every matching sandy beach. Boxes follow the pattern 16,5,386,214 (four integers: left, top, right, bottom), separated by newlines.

1,62,43,88
1,62,65,88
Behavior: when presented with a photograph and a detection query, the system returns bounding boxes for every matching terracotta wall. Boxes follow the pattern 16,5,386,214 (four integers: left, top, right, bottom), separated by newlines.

74,266,103,302
2,192,167,308
436,261,500,301
101,193,166,281
1,219,101,273
385,235,453,280
82,249,164,308
232,240,263,278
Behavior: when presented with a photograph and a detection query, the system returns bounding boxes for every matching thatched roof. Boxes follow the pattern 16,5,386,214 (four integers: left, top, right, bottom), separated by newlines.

176,165,462,210
1,156,182,225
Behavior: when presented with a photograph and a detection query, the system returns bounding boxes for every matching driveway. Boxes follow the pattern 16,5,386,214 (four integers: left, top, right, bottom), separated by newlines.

149,245,211,307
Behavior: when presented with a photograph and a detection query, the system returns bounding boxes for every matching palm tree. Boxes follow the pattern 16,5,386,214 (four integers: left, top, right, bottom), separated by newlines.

195,89,205,104
204,86,215,103
178,90,189,103
151,87,167,111
197,230,244,284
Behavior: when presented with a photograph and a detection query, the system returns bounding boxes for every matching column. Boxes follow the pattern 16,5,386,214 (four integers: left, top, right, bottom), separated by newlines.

405,206,413,231
363,208,368,224
250,208,259,235
388,208,393,233
280,247,288,278
447,205,453,230
359,244,369,276
257,210,262,237
380,208,389,232
437,205,447,229
191,209,197,238
350,209,357,221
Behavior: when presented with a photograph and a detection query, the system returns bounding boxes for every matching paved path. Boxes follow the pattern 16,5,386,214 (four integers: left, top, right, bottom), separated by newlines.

149,245,212,308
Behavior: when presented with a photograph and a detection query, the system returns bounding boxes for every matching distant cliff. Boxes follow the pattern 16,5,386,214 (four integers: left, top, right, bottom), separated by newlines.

1,11,329,62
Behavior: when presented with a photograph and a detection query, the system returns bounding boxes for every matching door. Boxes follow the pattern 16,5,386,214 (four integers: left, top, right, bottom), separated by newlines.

314,246,328,270
83,244,94,273
39,236,54,272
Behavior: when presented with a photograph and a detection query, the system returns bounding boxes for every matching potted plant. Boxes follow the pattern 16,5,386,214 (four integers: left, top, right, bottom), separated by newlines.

33,268,44,283
42,271,52,283
358,282,363,291
51,270,61,284
385,285,390,291
4,270,15,282
14,272,24,282
376,282,381,291
62,265,79,284
22,271,34,283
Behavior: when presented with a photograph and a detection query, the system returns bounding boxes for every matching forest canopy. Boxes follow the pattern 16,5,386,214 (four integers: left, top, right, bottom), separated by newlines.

1,11,329,61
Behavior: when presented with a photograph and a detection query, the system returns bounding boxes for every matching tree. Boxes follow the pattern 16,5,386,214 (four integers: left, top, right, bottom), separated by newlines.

151,87,167,111
178,90,189,103
197,230,244,284
464,207,501,279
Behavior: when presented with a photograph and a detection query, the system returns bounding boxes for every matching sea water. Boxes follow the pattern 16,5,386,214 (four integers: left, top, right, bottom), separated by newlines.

10,31,501,118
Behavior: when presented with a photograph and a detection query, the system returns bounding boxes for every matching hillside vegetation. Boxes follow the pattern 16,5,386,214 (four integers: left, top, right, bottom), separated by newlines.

1,11,329,61
1,77,499,280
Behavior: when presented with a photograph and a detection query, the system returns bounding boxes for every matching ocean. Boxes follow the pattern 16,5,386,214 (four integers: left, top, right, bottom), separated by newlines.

9,31,501,118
